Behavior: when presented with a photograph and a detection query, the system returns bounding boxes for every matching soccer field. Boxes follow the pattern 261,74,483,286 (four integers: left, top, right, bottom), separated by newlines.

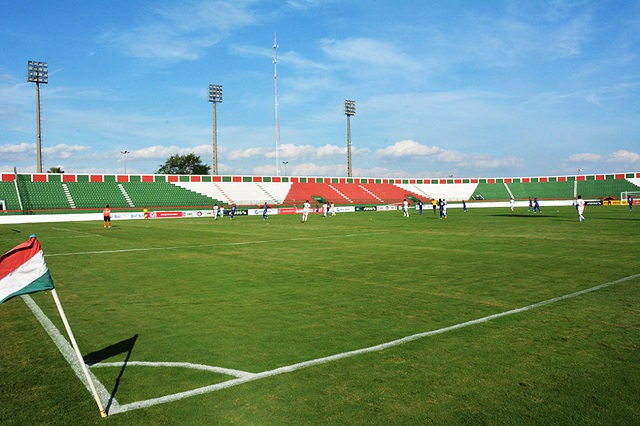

1,206,639,425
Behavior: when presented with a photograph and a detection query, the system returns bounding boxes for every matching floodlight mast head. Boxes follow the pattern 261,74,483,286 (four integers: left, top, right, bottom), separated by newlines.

344,99,356,117
27,61,48,173
344,100,356,177
27,61,48,84
208,84,223,103
208,84,223,175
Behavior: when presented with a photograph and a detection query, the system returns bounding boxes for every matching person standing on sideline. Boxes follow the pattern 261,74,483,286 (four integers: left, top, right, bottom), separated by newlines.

432,198,437,214
576,195,586,222
103,205,111,228
402,199,409,217
533,198,541,213
213,203,219,220
628,195,634,211
510,197,515,211
143,207,149,219
418,200,423,215
262,202,269,220
302,200,311,223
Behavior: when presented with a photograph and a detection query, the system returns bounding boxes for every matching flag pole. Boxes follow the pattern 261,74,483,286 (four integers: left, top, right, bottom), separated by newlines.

50,288,107,417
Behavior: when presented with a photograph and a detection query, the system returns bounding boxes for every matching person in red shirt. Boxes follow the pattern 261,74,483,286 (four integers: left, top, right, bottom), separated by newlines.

103,205,111,228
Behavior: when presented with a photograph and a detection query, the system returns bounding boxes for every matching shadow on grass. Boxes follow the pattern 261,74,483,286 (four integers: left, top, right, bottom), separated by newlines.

84,334,138,412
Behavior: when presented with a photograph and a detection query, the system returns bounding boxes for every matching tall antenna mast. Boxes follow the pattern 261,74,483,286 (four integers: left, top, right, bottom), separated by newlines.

273,33,281,176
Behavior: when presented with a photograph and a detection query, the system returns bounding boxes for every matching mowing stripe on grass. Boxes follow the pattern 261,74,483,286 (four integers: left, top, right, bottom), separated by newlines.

25,273,639,416
49,227,102,237
44,231,386,257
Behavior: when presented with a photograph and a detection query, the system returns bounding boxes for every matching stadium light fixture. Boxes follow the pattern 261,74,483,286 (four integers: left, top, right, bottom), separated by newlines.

120,151,130,174
27,61,48,173
344,100,356,177
208,84,223,175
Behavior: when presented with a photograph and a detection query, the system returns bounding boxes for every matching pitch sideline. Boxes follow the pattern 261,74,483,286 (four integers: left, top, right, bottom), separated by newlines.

43,231,387,257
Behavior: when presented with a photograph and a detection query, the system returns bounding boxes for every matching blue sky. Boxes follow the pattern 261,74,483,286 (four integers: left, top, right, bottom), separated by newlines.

1,0,639,178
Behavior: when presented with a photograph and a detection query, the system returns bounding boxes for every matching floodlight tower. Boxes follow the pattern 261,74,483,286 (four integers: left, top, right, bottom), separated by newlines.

344,100,356,177
27,61,48,173
120,151,130,174
208,84,223,175
273,33,281,176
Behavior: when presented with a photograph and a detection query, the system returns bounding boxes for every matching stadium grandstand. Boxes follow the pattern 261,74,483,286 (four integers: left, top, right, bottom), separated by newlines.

1,171,638,214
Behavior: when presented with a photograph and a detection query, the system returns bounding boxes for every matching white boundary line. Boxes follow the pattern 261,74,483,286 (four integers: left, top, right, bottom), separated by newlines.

25,273,639,416
43,232,387,257
21,294,119,412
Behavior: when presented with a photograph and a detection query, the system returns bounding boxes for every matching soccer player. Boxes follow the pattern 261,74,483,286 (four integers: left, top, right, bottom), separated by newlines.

402,199,409,217
509,197,515,211
262,202,269,220
213,203,219,220
143,207,149,219
418,200,423,215
230,204,236,220
628,195,634,211
576,195,586,222
330,203,336,216
432,198,437,214
103,205,111,228
533,198,541,213
302,200,311,223
528,198,533,211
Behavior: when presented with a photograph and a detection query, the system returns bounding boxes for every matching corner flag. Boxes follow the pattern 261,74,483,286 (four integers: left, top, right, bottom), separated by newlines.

1,236,107,417
0,236,54,304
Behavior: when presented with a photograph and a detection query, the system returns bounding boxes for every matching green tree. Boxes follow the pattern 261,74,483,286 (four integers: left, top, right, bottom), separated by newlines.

156,153,211,175
47,167,64,173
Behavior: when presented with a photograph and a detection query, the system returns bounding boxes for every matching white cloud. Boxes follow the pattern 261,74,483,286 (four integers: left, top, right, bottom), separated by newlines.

375,139,522,172
0,142,33,154
283,162,345,177
42,144,90,159
568,152,602,162
101,0,259,61
319,37,422,74
224,143,368,162
129,145,212,161
607,150,640,164
227,147,267,161
376,140,444,158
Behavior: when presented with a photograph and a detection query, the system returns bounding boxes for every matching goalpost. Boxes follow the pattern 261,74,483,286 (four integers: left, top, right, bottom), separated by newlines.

620,191,640,206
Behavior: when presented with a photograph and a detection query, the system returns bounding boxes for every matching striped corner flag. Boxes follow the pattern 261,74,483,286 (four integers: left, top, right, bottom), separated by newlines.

0,236,54,305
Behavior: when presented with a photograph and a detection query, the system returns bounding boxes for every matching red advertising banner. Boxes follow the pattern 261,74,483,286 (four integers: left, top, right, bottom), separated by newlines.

151,211,185,218
278,208,300,214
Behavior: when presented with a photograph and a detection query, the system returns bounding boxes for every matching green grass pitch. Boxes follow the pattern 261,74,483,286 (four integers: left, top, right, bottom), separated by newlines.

1,205,639,425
